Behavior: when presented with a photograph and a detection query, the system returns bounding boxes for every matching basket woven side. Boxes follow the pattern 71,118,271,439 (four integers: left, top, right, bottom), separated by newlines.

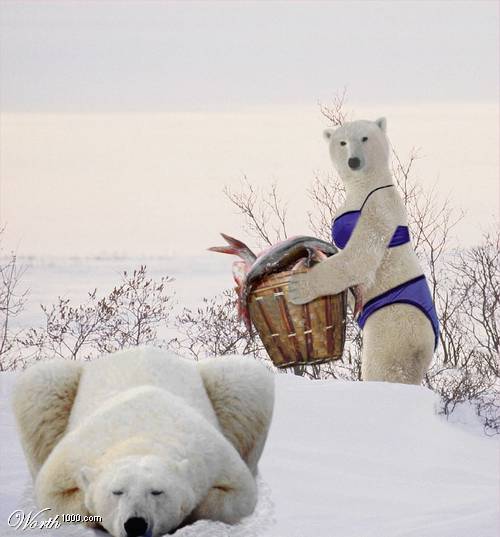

248,269,347,368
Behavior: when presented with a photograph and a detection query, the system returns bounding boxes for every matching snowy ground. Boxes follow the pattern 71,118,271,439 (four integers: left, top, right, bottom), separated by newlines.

1,257,499,536
0,371,498,537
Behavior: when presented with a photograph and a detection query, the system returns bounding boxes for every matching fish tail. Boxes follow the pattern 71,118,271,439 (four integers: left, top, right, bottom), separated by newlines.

220,233,250,251
208,233,257,265
208,246,239,255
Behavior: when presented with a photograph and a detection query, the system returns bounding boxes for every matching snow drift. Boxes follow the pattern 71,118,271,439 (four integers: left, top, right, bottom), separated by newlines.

0,368,498,537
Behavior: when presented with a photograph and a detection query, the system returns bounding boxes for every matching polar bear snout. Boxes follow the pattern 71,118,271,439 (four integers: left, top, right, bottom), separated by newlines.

124,516,148,537
348,156,362,170
79,456,192,537
325,118,390,177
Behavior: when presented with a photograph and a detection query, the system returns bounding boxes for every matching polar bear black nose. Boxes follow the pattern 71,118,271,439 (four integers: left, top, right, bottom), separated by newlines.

348,157,361,170
124,517,148,537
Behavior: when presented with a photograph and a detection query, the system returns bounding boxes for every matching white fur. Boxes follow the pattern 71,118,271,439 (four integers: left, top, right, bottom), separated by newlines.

12,348,274,536
288,118,434,385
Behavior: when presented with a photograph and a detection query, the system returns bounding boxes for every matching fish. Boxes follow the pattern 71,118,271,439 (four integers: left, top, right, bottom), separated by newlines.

241,236,338,313
209,234,343,330
208,233,257,268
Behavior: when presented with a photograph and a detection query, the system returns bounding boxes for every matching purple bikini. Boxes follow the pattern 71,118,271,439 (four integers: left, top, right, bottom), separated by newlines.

331,185,440,349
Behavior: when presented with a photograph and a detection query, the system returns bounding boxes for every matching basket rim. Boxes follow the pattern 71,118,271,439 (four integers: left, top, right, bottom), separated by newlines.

250,267,347,297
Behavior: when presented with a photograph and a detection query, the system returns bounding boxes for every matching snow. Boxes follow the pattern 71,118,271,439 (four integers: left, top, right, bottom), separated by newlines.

1,368,498,537
1,257,498,535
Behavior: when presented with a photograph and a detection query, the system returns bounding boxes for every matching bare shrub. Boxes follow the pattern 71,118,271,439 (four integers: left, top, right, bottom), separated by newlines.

307,171,345,241
452,231,499,363
0,234,27,371
174,289,265,361
425,230,499,433
20,266,174,362
224,177,289,248
318,87,349,126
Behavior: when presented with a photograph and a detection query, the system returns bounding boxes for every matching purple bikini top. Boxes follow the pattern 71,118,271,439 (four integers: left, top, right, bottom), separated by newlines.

331,184,410,250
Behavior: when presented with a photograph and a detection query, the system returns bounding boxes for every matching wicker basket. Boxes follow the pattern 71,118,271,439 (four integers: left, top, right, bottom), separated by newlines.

248,268,347,368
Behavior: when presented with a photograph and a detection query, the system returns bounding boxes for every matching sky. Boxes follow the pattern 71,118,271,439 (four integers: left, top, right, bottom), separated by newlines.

0,1,498,257
1,1,498,112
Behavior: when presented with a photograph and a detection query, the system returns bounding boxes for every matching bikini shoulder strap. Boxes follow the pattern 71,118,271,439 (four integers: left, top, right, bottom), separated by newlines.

360,184,394,211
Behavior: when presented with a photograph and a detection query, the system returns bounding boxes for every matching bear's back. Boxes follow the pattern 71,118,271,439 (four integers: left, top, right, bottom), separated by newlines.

68,348,218,430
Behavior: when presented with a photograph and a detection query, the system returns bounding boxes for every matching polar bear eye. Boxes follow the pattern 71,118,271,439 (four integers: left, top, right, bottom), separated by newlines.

362,136,368,142
340,141,346,146
151,490,164,496
112,490,123,496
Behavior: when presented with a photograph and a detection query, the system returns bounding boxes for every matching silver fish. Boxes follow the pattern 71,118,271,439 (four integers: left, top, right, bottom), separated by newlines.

210,234,339,329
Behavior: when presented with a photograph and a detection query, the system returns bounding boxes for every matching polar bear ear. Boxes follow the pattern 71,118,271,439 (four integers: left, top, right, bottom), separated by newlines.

78,466,96,491
323,128,335,142
375,117,387,133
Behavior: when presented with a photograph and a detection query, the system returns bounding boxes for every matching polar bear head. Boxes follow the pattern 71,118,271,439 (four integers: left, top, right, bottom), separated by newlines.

78,455,195,537
323,118,390,180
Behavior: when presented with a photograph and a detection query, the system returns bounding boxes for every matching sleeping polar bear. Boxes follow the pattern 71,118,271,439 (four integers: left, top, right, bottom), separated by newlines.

12,348,274,537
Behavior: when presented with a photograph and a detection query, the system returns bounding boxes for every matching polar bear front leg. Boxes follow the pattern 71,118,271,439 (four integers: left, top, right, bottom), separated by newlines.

12,359,83,478
34,439,90,521
198,356,275,476
191,452,258,525
288,190,399,305
361,304,434,385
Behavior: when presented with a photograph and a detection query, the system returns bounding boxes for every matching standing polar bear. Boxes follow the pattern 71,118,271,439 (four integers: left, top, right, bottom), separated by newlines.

289,118,439,385
13,348,274,537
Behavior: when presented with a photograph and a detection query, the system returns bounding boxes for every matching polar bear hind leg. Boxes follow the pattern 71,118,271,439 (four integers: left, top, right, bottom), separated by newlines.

198,356,274,476
361,304,434,385
12,359,83,478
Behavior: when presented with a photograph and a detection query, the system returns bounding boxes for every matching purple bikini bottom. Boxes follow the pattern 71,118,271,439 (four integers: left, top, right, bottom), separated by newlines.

357,274,440,350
